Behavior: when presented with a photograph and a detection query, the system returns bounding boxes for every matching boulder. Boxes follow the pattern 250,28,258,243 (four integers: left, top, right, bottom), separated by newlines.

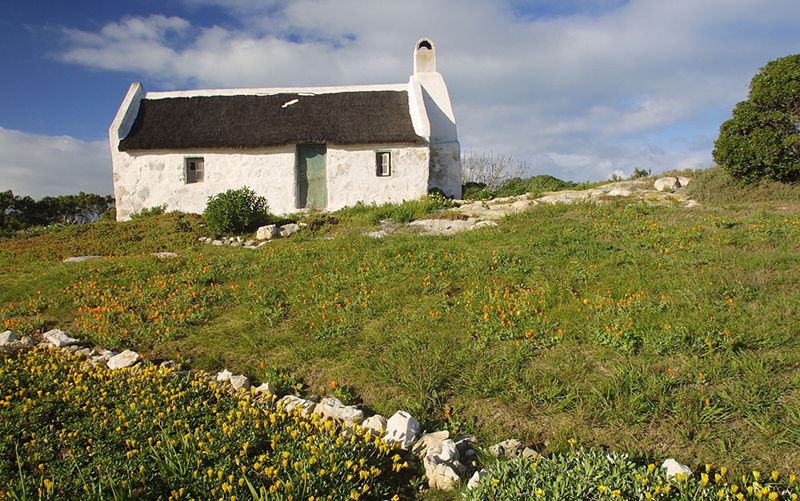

278,223,301,238
522,447,541,459
467,469,489,490
280,395,316,416
230,374,251,391
88,347,115,366
256,225,279,240
216,369,233,382
411,430,449,458
313,397,364,426
43,329,81,348
677,176,692,187
212,240,224,246
383,410,420,449
254,382,276,396
0,330,19,345
426,438,459,464
106,350,141,370
75,347,92,357
489,438,523,458
426,462,461,491
654,177,680,191
662,458,692,479
361,414,387,434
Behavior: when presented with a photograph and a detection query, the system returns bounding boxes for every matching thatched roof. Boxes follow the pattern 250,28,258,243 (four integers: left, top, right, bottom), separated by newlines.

118,91,425,151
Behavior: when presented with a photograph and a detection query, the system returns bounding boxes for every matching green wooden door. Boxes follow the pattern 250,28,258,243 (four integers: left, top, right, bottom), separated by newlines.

297,144,327,209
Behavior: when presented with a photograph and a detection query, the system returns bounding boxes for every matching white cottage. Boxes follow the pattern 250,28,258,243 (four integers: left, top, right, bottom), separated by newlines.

109,38,461,221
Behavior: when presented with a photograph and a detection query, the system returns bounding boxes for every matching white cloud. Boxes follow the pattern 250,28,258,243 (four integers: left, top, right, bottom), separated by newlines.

54,0,800,182
0,127,112,199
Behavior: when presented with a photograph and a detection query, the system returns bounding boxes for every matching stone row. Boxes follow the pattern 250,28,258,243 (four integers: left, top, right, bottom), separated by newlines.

1,327,693,492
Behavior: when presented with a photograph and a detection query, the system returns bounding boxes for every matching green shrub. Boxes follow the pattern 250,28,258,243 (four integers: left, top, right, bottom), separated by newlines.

203,187,272,235
462,182,493,200
130,204,167,219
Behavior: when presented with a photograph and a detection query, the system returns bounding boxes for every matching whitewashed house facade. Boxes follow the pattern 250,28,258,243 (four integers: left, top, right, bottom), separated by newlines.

109,38,461,221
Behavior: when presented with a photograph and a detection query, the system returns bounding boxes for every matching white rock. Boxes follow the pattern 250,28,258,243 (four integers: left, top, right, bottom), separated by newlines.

426,462,461,491
43,329,81,348
510,199,536,210
383,410,420,449
471,220,498,230
216,369,233,382
411,430,449,458
361,415,387,434
677,176,692,187
522,447,541,459
106,350,141,370
662,458,692,479
427,438,459,464
654,177,680,191
467,469,489,490
606,187,634,197
0,330,19,345
313,397,364,425
278,223,301,237
256,224,279,240
152,252,179,258
212,240,224,246
489,438,523,458
254,382,276,395
75,347,92,357
62,256,102,263
230,374,251,391
280,395,316,416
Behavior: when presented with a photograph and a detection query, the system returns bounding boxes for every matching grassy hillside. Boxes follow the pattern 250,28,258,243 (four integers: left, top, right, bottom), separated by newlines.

3,167,800,498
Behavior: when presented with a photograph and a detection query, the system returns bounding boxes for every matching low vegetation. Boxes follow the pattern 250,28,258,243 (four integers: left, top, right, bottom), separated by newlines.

2,167,800,499
1,347,412,500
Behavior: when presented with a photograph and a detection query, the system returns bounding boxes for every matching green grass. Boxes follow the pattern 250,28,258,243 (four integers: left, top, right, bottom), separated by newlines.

3,169,800,498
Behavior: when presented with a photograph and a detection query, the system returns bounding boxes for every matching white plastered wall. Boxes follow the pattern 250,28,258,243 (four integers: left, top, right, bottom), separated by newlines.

111,144,429,220
326,144,430,211
111,148,297,220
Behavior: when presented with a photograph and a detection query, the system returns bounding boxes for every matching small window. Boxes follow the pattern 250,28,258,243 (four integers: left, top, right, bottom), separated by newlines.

185,157,204,183
376,152,391,177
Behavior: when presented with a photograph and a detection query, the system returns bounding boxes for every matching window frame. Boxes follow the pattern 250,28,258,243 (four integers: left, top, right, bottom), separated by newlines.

185,157,204,184
376,151,391,177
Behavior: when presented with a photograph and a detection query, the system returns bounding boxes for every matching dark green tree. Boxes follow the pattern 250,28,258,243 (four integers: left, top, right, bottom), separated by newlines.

713,54,800,184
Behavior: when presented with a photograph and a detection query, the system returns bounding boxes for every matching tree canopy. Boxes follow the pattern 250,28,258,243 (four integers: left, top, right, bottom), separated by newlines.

713,54,800,184
0,190,113,235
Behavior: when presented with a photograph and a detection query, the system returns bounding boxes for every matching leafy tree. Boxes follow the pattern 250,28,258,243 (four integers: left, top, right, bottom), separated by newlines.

713,54,800,183
0,190,113,235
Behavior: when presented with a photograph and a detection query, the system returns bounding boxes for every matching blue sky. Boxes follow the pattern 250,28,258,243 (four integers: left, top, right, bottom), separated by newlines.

2,0,800,198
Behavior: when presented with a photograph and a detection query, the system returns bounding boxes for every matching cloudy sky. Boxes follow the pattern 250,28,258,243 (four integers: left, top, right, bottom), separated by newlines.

2,0,799,199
